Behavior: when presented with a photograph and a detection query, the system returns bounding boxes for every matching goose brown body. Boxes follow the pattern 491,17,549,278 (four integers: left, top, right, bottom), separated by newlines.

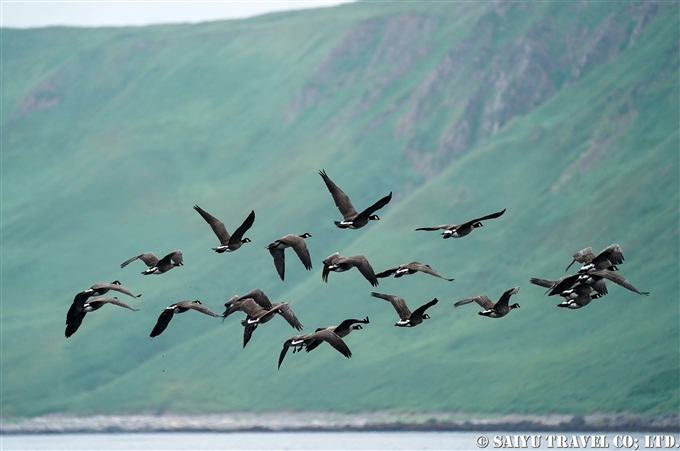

193,205,255,252
416,209,506,239
454,287,521,318
121,250,183,275
150,300,219,338
319,169,392,229
267,233,312,281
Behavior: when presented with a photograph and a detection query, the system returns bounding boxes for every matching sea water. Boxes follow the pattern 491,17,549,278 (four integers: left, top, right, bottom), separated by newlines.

0,431,669,450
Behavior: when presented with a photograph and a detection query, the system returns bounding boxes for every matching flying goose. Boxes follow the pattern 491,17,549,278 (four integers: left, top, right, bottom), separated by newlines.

319,169,392,229
278,329,352,369
566,244,624,272
65,297,138,338
557,292,604,309
371,292,438,327
535,281,604,308
241,301,303,347
454,286,521,318
193,205,255,252
415,208,506,238
69,281,141,321
267,233,312,281
376,262,454,281
322,253,379,287
305,317,369,352
222,288,274,319
150,300,219,337
531,275,608,296
120,250,183,275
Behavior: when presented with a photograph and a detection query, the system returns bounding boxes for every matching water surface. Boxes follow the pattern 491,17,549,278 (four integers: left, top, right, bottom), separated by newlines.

1,431,667,450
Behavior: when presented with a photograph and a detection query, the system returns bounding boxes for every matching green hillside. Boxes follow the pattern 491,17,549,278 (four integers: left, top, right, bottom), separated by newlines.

2,1,678,418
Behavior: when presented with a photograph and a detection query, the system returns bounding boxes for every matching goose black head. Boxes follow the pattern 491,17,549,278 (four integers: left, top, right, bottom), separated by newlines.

472,222,483,228
423,314,431,320
369,215,380,221
242,238,252,244
352,325,363,331
300,233,312,238
511,303,520,309
111,280,122,285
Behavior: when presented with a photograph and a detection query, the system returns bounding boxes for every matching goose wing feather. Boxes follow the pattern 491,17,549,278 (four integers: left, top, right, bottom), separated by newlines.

228,210,255,245
411,298,438,320
91,282,140,299
243,322,257,348
274,302,303,331
347,255,379,286
319,170,358,220
455,295,495,309
415,224,455,231
87,297,138,311
566,247,595,271
269,247,286,280
591,270,649,295
65,311,87,338
371,292,411,320
193,205,230,245
321,252,340,283
121,252,159,268
495,286,521,309
594,244,624,266
238,289,273,310
150,309,175,337
188,302,220,317
306,329,352,359
412,263,454,281
354,192,392,222
280,235,313,271
333,317,369,337
458,208,506,229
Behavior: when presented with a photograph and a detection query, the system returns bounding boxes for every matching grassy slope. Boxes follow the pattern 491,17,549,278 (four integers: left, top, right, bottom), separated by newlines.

1,2,678,417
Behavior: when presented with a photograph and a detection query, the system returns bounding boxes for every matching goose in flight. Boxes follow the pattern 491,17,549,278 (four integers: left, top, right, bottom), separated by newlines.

319,169,392,229
65,297,138,338
322,252,379,287
278,329,352,369
531,274,608,297
69,281,140,322
371,292,438,327
415,209,506,238
267,233,312,281
305,317,369,353
120,250,183,275
376,262,453,281
150,300,219,337
454,286,521,318
193,205,255,252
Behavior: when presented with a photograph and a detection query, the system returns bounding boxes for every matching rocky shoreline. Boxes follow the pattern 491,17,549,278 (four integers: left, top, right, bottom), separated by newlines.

2,411,678,434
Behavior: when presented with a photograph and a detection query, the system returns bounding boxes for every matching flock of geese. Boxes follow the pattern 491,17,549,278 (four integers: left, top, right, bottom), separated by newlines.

65,169,650,369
